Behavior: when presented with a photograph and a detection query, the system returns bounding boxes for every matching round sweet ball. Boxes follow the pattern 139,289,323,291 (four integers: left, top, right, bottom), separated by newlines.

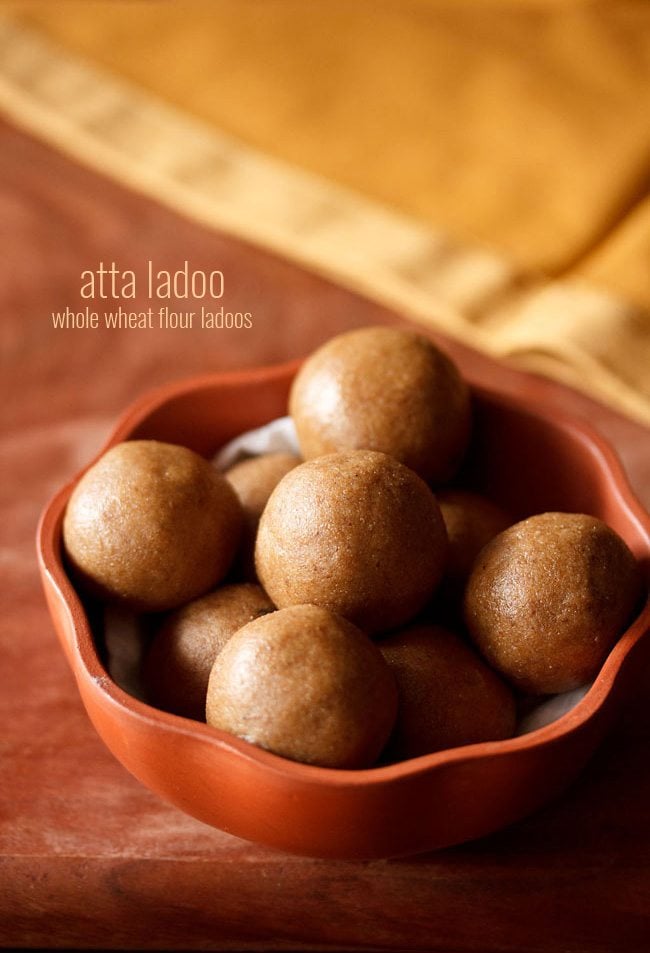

224,452,301,580
379,625,516,759
63,440,243,612
438,489,511,588
143,583,274,720
464,512,641,695
255,450,448,633
289,326,472,484
205,604,398,768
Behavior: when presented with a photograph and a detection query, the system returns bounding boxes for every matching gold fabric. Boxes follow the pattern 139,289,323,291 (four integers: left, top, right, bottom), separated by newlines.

3,1,650,420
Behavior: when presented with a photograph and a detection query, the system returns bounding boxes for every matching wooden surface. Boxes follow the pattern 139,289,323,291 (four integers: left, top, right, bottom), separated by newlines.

2,118,650,952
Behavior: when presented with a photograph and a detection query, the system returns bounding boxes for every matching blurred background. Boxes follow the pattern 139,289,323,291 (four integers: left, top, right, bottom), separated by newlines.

2,0,650,425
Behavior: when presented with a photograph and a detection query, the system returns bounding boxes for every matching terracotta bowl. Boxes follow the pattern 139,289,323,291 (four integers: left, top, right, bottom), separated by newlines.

37,357,650,860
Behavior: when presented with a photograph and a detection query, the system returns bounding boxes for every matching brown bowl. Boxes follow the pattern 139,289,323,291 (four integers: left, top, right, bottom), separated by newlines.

37,357,650,859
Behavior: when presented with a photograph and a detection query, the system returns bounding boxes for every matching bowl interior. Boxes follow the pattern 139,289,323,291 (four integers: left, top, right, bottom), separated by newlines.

460,391,649,559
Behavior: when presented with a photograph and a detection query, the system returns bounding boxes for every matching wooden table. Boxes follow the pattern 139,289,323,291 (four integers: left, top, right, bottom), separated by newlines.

2,119,650,952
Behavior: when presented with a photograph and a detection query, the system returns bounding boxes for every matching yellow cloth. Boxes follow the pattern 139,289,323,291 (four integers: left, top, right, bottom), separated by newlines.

2,1,650,420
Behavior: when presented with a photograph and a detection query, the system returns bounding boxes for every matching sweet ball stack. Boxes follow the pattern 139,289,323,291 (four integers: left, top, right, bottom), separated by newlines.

62,326,642,769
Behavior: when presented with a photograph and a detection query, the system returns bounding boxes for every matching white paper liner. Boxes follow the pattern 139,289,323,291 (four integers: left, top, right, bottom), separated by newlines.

103,415,592,738
515,685,590,735
212,415,299,470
